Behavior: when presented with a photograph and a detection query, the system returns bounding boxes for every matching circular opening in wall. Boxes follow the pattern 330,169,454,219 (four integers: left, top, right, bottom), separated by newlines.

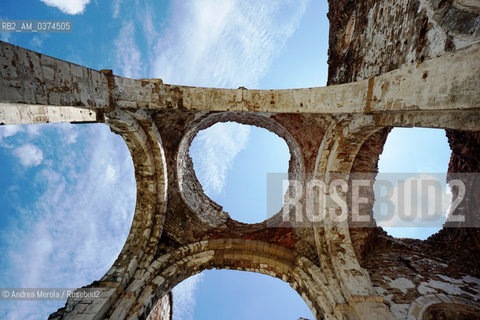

373,128,451,240
177,112,303,227
189,121,290,224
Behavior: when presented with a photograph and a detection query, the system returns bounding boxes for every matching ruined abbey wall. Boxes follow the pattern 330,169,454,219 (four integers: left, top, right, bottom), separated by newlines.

1,0,479,318
327,0,480,318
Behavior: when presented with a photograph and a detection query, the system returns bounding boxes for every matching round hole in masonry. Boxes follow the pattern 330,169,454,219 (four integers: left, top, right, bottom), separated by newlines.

177,112,303,227
373,128,451,240
189,121,290,224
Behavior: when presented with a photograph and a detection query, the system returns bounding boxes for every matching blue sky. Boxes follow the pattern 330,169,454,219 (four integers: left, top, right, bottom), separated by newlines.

190,123,291,223
375,128,451,239
0,0,451,319
0,123,136,319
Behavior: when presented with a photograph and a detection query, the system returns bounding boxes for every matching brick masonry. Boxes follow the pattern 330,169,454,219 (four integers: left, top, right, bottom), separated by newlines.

327,0,480,318
0,0,479,318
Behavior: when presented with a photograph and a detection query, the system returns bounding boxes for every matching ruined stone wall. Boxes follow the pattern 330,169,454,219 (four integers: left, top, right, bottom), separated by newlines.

327,0,480,85
2,15,479,317
146,293,172,320
327,0,480,318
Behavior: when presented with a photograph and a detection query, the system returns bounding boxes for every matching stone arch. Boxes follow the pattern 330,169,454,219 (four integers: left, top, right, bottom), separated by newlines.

310,111,480,316
101,109,168,286
345,110,480,263
8,107,169,320
49,109,170,320
407,294,480,319
320,114,480,319
313,114,383,299
108,239,349,320
177,111,305,227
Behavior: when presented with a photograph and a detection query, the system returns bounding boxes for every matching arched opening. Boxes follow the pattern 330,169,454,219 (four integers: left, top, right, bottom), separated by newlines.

171,269,314,320
121,239,335,320
423,303,480,320
373,127,451,240
178,112,302,227
406,295,480,320
0,123,136,319
189,122,290,224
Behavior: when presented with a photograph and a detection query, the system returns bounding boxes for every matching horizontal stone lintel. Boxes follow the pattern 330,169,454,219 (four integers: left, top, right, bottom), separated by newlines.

1,41,479,116
0,103,98,125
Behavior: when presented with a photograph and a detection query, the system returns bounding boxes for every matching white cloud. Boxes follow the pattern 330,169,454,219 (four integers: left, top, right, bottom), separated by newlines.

29,34,50,49
190,122,250,195
2,124,136,319
13,143,44,167
173,273,204,320
30,36,43,48
114,21,143,78
149,0,308,87
1,32,11,43
105,164,118,183
26,124,43,137
140,4,158,49
61,124,79,144
39,0,90,15
0,125,23,141
112,0,123,18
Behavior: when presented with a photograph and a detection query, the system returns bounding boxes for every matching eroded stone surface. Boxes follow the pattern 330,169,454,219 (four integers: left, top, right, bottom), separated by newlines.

327,0,480,318
0,0,478,318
